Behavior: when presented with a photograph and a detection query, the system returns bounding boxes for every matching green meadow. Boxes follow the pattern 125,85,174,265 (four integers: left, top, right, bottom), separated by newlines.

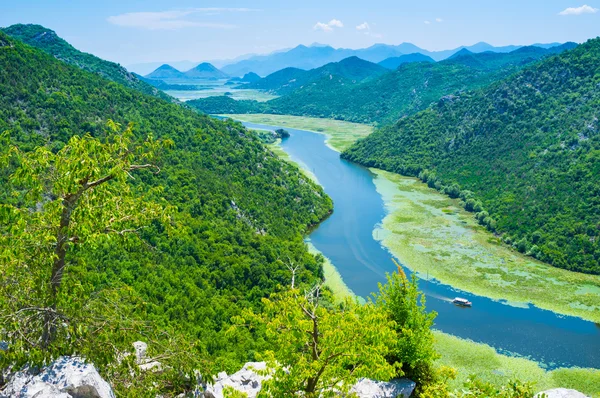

371,169,600,323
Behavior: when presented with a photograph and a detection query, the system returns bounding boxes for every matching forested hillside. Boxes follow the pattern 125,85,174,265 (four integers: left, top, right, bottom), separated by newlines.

189,45,575,125
343,38,600,274
0,29,332,376
1,24,172,102
245,56,387,95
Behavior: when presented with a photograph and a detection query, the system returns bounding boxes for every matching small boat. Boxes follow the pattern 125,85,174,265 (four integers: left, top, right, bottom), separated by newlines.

452,297,472,307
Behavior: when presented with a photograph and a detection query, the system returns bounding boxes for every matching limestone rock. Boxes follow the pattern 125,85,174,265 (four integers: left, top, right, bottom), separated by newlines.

0,357,115,398
536,389,590,398
132,341,148,364
349,378,416,398
203,362,269,398
132,341,162,372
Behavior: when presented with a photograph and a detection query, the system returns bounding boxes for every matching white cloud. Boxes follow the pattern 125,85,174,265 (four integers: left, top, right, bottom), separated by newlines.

436,18,443,22
356,22,370,31
313,19,344,32
424,20,431,24
314,22,333,32
107,8,254,30
328,19,344,28
558,4,598,15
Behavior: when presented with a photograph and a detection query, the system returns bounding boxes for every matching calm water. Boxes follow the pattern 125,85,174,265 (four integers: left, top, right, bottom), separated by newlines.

242,121,600,370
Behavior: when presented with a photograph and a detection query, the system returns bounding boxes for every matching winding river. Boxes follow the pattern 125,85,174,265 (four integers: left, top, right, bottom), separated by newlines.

243,121,600,370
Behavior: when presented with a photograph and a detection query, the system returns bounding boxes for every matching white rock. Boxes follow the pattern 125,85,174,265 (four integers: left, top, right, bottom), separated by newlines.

0,356,115,398
132,341,148,364
204,362,269,398
536,389,590,398
349,378,416,398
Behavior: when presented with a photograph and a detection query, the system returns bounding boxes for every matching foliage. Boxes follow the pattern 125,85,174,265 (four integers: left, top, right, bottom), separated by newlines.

0,121,174,368
235,286,399,397
1,24,172,102
343,38,600,274
0,30,332,393
376,267,439,387
457,377,537,398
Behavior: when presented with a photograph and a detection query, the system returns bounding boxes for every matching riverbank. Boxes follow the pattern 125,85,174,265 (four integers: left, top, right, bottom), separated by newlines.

372,169,600,324
240,116,600,393
222,114,373,152
434,332,600,395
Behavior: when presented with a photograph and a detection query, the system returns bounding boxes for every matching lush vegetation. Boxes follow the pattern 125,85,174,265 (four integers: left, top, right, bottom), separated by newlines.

189,45,576,125
245,56,388,95
1,24,172,102
0,30,333,393
343,38,600,274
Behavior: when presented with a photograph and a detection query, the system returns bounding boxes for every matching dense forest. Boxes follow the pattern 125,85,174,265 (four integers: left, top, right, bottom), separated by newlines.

343,38,600,274
1,24,173,102
189,44,576,125
0,29,333,378
244,56,388,95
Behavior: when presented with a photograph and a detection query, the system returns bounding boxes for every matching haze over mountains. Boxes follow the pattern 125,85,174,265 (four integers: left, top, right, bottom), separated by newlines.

145,62,229,80
128,41,566,78
189,42,578,124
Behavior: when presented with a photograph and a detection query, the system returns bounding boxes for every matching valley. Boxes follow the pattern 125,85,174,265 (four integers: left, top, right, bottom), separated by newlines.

2,11,600,396
224,114,600,394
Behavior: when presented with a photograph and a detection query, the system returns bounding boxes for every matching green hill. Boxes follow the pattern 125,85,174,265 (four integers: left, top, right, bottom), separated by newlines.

378,53,435,69
183,62,229,79
342,38,599,274
0,29,332,372
245,56,388,95
1,24,172,102
145,63,186,79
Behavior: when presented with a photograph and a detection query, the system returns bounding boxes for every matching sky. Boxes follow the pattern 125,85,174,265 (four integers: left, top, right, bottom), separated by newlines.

1,0,600,67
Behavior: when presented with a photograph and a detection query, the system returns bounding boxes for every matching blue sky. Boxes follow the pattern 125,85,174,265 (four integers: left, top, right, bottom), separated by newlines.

1,0,599,66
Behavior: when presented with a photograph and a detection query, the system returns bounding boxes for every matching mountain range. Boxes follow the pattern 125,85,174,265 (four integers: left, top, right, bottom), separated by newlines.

145,62,229,80
243,56,388,95
189,43,577,125
218,41,565,77
342,38,599,274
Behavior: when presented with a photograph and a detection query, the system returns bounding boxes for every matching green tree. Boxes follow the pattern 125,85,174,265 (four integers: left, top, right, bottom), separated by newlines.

236,285,399,397
376,263,439,386
0,121,171,366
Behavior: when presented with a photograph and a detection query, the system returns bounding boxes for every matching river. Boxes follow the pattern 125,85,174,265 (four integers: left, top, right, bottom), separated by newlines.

242,121,600,370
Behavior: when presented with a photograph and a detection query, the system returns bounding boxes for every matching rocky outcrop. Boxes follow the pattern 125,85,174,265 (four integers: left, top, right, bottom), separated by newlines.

202,362,416,398
536,389,590,398
203,362,269,398
349,378,416,398
132,341,162,372
0,357,115,398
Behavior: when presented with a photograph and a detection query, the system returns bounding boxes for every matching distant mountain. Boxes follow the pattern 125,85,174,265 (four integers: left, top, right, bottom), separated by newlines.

219,41,567,76
1,24,171,101
191,45,576,125
240,72,261,82
342,38,598,274
183,62,228,79
145,64,186,79
378,53,435,69
245,56,387,95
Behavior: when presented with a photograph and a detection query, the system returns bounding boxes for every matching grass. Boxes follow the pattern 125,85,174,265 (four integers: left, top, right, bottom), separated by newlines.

221,114,374,152
434,331,600,396
371,169,600,323
306,241,357,303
